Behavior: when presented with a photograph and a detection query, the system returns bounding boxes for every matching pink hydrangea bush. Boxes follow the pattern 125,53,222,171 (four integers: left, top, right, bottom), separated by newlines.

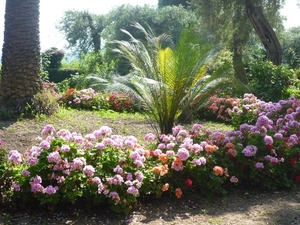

4,96,300,213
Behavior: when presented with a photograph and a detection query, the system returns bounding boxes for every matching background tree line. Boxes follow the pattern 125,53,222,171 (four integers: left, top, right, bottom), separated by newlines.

1,0,300,118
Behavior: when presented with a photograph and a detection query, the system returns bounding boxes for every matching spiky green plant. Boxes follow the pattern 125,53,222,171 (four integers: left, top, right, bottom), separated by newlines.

105,23,231,135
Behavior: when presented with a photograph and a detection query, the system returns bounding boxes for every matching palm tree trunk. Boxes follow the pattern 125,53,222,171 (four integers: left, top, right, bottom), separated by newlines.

1,0,42,100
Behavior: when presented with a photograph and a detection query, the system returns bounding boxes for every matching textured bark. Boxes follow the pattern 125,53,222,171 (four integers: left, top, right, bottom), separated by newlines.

1,0,42,99
245,0,282,65
82,13,101,52
233,34,248,84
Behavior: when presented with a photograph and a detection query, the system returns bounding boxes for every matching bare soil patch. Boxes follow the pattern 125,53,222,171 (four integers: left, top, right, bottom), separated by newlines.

0,112,300,225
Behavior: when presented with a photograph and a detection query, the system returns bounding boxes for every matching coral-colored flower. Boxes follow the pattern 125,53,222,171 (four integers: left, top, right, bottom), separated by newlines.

230,176,238,183
153,164,169,176
225,142,235,149
162,183,169,192
185,179,193,187
223,168,229,177
205,144,219,153
287,108,294,114
175,188,182,198
213,166,224,176
228,149,237,157
158,153,168,163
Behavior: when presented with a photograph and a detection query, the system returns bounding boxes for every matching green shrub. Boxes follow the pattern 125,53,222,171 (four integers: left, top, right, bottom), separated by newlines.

47,68,79,83
42,48,65,69
247,61,294,102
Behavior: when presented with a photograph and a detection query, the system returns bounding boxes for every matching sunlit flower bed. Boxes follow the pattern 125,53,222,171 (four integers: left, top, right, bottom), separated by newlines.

2,94,300,214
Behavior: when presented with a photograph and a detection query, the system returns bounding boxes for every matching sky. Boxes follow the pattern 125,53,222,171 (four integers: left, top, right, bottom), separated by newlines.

0,0,299,52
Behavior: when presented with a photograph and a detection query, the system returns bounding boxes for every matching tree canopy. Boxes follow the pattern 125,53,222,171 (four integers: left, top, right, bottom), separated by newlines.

57,10,106,56
189,0,285,83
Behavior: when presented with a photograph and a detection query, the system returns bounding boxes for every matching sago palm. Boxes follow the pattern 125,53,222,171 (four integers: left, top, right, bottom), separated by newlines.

112,23,228,135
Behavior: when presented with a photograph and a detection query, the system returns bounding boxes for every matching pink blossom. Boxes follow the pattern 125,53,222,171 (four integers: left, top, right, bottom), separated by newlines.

255,162,264,169
83,165,95,177
70,157,86,171
93,126,112,138
126,173,133,181
27,156,38,165
12,183,21,191
166,150,175,156
263,135,273,145
144,133,155,141
113,165,123,174
135,172,144,182
92,177,101,185
47,152,61,163
22,170,30,177
166,143,175,149
8,150,22,164
230,176,239,183
127,186,139,196
61,145,70,153
177,148,189,161
85,133,96,142
44,185,59,194
40,140,50,149
41,124,56,135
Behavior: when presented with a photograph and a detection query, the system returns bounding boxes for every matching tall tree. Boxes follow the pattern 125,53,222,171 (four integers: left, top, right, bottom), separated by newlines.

57,10,105,55
158,0,189,8
0,0,43,101
190,0,284,84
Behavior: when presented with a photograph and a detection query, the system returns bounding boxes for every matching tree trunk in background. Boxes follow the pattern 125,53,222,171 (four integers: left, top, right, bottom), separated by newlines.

245,0,282,65
0,0,42,100
232,33,248,84
83,13,101,52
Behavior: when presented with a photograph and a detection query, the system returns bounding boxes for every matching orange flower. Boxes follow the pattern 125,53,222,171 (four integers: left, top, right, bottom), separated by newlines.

162,183,169,192
205,144,219,153
144,150,150,158
213,166,224,176
158,153,168,163
173,157,183,166
153,166,161,174
153,164,169,176
175,188,182,198
160,164,169,176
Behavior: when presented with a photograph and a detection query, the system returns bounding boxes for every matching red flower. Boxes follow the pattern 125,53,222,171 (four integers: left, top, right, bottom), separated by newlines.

289,158,296,166
296,176,300,182
266,144,274,150
185,179,193,187
149,150,155,156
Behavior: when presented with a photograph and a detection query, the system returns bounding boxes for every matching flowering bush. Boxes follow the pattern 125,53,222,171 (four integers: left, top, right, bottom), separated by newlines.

43,82,61,99
3,95,300,214
195,94,240,122
59,88,110,111
108,92,136,113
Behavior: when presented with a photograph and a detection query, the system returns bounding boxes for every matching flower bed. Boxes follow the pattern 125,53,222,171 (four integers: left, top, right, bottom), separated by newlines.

1,94,300,214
